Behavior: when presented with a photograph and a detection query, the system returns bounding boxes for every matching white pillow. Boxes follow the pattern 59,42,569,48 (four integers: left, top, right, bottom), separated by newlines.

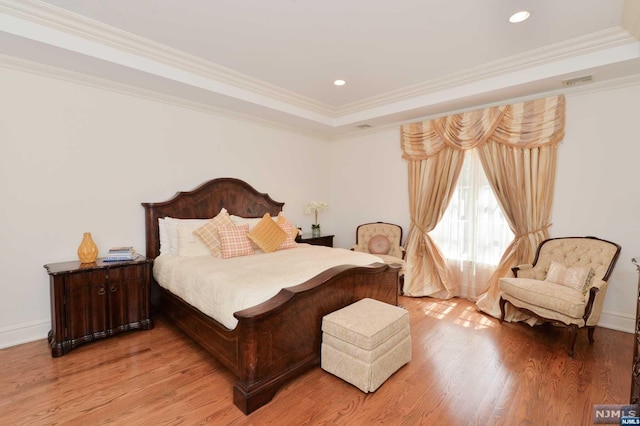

176,222,212,257
162,217,211,256
230,214,277,230
158,217,169,255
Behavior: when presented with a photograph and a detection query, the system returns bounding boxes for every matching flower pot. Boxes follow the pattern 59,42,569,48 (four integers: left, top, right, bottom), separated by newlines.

312,226,321,237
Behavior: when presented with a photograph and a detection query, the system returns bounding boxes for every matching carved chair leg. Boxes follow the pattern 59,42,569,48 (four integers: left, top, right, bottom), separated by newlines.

499,297,507,323
587,326,596,344
567,324,578,357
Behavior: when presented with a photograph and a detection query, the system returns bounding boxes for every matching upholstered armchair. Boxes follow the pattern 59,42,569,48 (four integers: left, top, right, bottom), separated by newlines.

351,222,405,286
499,236,621,357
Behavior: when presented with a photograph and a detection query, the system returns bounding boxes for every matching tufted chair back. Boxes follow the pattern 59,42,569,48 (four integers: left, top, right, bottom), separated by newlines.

352,222,404,259
515,237,620,284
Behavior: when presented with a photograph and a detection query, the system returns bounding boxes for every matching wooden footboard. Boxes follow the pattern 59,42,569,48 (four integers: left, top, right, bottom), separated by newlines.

152,262,399,414
232,262,399,413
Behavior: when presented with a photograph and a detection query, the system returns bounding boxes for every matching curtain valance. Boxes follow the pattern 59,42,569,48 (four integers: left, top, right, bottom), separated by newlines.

401,95,565,160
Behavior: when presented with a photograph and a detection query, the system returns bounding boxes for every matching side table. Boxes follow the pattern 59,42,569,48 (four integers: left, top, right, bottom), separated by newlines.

44,256,154,357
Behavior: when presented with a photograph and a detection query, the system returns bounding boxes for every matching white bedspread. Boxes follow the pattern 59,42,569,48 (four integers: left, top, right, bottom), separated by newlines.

153,245,384,330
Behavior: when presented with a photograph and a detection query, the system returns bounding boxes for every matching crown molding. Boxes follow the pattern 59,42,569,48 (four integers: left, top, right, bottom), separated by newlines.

4,47,640,144
0,0,335,117
331,73,640,141
0,53,329,140
2,0,639,135
4,1,637,123
335,27,636,116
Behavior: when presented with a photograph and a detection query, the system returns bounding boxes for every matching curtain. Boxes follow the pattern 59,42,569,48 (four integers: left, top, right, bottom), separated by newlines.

430,149,515,300
403,148,465,298
400,95,565,317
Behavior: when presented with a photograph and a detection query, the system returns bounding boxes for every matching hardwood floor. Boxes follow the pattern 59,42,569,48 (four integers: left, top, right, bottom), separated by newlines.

0,296,632,425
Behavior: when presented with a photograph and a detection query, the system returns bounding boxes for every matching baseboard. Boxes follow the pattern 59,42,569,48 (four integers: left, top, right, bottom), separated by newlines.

0,319,50,350
598,310,635,334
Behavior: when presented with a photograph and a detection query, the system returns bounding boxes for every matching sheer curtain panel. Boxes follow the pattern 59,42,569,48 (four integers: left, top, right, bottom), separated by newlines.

430,149,514,300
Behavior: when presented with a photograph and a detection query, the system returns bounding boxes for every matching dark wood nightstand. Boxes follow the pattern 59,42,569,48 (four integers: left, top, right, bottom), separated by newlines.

296,233,334,247
44,256,154,357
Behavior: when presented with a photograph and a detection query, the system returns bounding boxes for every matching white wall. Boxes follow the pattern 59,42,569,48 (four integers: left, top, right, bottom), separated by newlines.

2,64,638,350
330,82,640,333
328,128,409,249
553,83,640,332
0,66,331,348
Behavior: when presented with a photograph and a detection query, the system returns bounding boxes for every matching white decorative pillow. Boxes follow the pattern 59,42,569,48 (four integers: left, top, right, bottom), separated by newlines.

163,217,211,256
545,261,595,293
218,224,255,259
176,222,212,257
230,215,265,230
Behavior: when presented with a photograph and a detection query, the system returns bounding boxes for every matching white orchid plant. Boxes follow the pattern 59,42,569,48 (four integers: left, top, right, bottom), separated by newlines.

305,201,328,229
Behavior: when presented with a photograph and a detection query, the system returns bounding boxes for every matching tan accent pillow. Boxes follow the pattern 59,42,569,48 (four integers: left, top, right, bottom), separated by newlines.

545,261,595,293
277,213,299,249
368,234,391,255
218,224,254,259
248,213,287,253
193,208,234,257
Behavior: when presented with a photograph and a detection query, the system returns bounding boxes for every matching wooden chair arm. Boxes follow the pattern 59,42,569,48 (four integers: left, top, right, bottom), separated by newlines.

511,264,533,277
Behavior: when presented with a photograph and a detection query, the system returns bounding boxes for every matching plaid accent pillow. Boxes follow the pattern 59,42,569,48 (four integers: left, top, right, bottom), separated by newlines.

193,208,234,257
248,213,287,253
218,224,254,259
277,213,299,250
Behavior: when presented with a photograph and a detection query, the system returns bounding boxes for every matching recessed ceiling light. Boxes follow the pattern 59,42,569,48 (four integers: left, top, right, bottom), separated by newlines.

509,10,530,23
333,79,346,86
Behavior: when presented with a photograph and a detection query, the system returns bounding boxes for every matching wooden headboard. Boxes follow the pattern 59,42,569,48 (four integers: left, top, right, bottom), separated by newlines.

141,178,284,259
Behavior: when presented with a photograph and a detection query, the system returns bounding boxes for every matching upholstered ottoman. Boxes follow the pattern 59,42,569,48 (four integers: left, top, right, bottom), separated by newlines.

321,298,411,392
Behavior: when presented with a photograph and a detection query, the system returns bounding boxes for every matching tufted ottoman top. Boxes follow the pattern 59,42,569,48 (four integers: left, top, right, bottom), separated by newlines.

322,298,408,350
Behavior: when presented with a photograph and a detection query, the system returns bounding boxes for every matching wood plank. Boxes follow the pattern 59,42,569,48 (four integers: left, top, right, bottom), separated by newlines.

0,297,632,425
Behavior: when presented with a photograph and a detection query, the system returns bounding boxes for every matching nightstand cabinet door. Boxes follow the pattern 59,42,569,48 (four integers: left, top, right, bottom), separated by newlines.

110,263,150,328
65,270,109,342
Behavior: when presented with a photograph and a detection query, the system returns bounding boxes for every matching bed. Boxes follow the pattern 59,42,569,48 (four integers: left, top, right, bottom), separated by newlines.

142,178,400,414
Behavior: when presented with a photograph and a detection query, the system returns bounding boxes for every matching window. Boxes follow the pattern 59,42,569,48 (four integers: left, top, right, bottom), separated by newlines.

430,150,513,299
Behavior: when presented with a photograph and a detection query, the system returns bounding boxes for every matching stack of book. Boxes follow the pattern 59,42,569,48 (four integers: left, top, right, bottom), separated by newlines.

104,246,137,262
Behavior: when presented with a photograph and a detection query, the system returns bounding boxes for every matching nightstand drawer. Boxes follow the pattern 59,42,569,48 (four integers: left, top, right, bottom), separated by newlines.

296,234,334,247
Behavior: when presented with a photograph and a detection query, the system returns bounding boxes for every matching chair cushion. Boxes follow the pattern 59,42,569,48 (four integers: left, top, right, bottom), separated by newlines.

499,277,587,320
368,235,391,254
